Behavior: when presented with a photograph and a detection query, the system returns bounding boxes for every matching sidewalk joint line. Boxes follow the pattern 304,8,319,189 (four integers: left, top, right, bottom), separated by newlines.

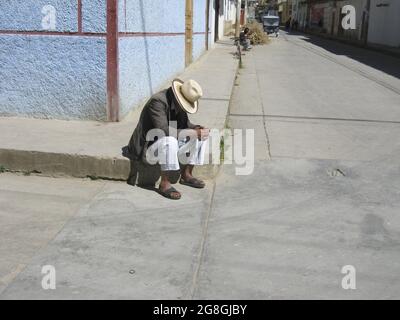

201,97,230,102
230,113,400,125
187,174,219,300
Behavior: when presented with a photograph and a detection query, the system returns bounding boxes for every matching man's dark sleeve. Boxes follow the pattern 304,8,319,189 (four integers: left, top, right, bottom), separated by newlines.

147,99,170,136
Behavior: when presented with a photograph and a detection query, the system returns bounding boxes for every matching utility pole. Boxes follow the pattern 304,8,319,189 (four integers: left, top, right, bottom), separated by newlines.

235,0,242,38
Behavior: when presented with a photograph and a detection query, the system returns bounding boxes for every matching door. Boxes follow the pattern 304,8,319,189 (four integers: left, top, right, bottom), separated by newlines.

185,0,193,67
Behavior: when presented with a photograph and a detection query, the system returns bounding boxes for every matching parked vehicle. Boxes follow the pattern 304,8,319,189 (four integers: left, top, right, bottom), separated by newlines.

263,15,280,37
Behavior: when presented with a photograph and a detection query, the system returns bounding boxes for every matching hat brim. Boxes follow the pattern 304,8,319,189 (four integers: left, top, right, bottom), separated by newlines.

171,79,199,114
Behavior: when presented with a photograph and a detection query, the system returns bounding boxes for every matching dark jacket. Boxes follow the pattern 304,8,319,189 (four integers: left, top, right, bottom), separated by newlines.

127,88,198,161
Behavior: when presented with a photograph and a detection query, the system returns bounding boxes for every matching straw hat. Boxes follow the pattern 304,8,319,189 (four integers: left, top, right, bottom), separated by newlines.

171,79,203,114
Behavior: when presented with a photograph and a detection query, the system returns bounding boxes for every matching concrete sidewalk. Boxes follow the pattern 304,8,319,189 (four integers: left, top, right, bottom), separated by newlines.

0,172,214,299
0,42,238,180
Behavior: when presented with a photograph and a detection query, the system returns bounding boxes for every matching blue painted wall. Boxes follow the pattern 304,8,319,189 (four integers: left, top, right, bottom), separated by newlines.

119,0,185,33
0,0,108,120
193,0,207,60
194,0,206,33
193,34,206,60
83,0,107,33
0,0,211,120
0,35,107,120
0,0,107,33
119,36,185,117
118,0,208,117
0,0,78,32
118,0,187,117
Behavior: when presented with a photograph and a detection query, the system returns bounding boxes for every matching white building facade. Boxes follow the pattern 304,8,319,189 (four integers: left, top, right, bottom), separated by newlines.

367,0,400,48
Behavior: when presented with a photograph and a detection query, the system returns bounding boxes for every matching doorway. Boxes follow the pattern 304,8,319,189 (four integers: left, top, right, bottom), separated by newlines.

214,0,220,42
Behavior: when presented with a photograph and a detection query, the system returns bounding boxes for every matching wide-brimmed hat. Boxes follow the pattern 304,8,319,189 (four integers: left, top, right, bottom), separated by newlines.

171,79,203,114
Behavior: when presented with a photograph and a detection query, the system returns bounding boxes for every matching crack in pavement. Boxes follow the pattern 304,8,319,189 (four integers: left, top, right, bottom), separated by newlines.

186,176,219,299
254,61,273,160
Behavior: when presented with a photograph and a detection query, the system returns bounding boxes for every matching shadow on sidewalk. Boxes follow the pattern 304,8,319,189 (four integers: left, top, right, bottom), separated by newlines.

122,146,180,190
294,32,400,81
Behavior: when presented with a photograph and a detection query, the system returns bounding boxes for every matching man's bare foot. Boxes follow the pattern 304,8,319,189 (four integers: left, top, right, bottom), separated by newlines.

180,165,205,188
180,167,205,189
159,173,181,200
180,177,205,188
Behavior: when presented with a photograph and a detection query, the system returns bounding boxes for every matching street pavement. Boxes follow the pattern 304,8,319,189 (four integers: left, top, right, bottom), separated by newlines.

1,31,400,299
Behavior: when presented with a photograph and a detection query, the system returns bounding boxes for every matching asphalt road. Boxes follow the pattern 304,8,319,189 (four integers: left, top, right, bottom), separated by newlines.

1,31,400,299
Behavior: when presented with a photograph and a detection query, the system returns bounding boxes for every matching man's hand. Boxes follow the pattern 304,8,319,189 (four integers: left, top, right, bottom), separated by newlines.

195,126,210,141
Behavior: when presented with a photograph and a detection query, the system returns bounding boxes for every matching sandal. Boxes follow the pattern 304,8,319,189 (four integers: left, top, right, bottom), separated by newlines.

158,187,181,200
180,177,205,189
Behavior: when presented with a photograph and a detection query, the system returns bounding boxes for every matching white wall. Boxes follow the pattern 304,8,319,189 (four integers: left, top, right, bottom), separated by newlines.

224,0,236,21
214,0,236,39
219,0,225,39
209,0,216,48
368,0,400,47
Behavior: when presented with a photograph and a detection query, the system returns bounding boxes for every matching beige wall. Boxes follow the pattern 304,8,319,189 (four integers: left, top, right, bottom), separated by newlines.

278,0,292,23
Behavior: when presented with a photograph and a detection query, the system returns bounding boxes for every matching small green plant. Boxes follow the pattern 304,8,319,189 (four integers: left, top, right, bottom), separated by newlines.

220,126,233,163
0,165,5,173
220,136,225,162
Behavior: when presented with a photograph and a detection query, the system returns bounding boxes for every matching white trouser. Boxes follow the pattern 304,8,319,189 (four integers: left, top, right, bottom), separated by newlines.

145,136,208,171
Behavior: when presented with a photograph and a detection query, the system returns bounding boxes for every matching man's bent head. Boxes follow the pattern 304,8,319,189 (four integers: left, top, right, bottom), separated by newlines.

171,79,203,114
